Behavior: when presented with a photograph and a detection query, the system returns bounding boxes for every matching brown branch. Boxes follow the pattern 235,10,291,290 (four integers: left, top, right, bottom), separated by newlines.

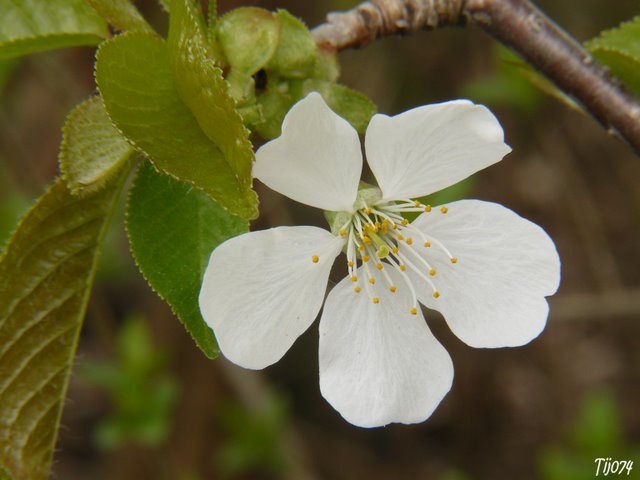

312,0,640,155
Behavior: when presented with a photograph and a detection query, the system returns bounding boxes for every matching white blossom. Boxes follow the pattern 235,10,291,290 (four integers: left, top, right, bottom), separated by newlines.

199,93,561,428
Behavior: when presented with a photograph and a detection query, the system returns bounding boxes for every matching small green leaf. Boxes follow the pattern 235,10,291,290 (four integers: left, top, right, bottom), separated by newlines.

168,0,256,197
0,174,125,480
0,0,109,60
299,80,377,133
267,10,316,79
216,7,280,75
86,0,154,33
96,32,258,219
254,83,294,139
60,96,135,195
126,162,248,358
586,16,640,95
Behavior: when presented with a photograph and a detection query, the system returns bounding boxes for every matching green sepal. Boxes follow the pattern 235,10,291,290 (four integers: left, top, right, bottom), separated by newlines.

126,162,248,358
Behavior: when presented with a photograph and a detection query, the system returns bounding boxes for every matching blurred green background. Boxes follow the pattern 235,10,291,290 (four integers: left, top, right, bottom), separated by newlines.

1,1,639,479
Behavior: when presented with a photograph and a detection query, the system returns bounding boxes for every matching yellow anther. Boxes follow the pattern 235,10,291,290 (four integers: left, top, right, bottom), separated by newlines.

372,297,380,304
363,236,372,245
369,277,376,284
382,219,389,226
358,245,365,251
376,263,383,270
400,264,406,272
414,200,421,207
429,268,437,276
440,206,449,214
351,275,358,282
450,257,458,264
381,226,388,235
406,238,413,245
392,247,399,254
347,261,354,267
339,228,347,236
424,241,431,248
364,207,372,215
401,218,409,226
424,205,432,212
391,223,397,230
433,291,440,298
354,286,361,293
410,307,417,315
311,255,319,263
397,234,404,241
363,255,370,262
389,285,397,293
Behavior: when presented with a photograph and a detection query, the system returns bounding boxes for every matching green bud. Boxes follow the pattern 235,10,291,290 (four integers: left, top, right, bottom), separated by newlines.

216,7,281,75
267,10,317,79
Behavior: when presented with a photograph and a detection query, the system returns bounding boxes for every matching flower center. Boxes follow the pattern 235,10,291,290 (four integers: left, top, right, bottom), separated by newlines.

328,190,458,315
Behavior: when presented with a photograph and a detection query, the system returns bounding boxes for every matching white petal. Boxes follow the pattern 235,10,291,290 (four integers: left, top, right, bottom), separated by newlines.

405,199,561,348
199,226,343,369
365,100,511,201
254,92,362,212
319,267,453,428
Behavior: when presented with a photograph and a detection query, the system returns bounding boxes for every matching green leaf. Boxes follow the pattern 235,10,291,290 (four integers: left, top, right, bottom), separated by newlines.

95,32,258,219
126,162,248,358
0,0,109,60
299,80,377,133
267,10,316,79
0,174,125,480
216,7,280,75
586,16,640,95
86,0,154,33
168,0,256,201
60,96,135,195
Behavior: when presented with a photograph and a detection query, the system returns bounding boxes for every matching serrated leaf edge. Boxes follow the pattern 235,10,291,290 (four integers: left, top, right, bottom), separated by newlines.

95,31,259,220
123,163,220,359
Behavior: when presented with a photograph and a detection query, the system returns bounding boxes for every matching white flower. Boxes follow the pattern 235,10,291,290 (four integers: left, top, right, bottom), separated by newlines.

199,93,561,428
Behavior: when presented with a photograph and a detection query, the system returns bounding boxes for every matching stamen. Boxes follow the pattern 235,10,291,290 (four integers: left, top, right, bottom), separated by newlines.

354,286,361,293
372,297,380,304
429,268,437,276
440,206,448,214
410,307,417,315
424,242,431,247
424,205,432,212
347,261,354,267
451,257,458,264
363,255,370,262
339,228,347,236
383,251,419,313
311,255,319,263
376,263,383,270
405,238,413,245
433,291,440,298
389,286,397,293
369,277,376,284
351,275,358,282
